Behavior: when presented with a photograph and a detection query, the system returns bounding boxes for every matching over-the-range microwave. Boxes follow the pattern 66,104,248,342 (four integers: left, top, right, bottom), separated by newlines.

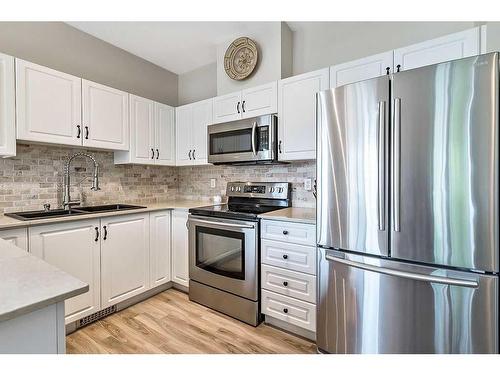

207,114,278,165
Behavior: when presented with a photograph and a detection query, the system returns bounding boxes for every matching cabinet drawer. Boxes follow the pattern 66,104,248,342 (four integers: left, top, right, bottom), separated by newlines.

261,219,315,246
262,290,316,332
261,239,316,275
261,264,316,303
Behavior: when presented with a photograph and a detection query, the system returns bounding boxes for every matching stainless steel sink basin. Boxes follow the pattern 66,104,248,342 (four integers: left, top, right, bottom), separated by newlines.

4,209,88,221
70,204,146,214
5,204,146,221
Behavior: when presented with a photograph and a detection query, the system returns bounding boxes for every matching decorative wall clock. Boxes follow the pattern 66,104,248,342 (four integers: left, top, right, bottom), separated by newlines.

224,37,259,81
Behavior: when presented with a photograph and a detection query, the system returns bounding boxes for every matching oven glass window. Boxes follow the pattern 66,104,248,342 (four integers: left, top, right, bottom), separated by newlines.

210,126,269,155
195,227,245,280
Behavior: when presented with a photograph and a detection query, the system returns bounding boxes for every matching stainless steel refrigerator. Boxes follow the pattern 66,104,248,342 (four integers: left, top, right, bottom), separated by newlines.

316,52,499,354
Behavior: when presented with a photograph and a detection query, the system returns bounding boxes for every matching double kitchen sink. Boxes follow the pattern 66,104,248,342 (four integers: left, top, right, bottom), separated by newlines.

5,204,147,221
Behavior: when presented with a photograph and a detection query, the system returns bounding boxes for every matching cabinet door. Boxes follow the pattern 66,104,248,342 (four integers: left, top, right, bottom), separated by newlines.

330,51,393,87
0,227,28,251
192,99,213,165
82,80,129,151
129,95,155,164
394,26,483,71
278,68,329,161
241,81,278,118
175,105,193,166
171,210,189,287
0,53,15,157
16,59,82,146
213,91,241,124
149,210,171,287
29,219,101,324
154,102,175,166
101,213,150,308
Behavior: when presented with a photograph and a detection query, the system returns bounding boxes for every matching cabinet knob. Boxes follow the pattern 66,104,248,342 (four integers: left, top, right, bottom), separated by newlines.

103,225,108,240
94,227,99,242
283,308,288,314
188,150,192,160
242,100,246,112
85,126,89,140
237,101,240,114
397,64,401,72
76,125,81,139
193,149,196,160
278,140,282,153
151,148,155,159
282,254,288,260
282,230,288,235
156,149,159,159
283,281,288,287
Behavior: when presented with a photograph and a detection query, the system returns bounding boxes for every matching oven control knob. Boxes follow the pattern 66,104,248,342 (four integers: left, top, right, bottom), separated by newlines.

269,187,274,193
237,186,241,192
230,186,235,192
278,187,283,193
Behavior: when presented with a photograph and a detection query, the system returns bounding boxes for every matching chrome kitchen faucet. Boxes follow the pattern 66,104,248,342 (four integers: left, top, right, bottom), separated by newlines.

63,153,100,209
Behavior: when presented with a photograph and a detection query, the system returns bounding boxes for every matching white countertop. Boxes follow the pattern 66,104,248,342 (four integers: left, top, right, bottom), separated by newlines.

259,207,316,225
0,239,89,323
0,199,212,230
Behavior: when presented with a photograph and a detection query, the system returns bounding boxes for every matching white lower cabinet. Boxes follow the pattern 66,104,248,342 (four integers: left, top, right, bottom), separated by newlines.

29,219,101,324
0,227,28,251
171,209,189,287
261,219,317,336
261,290,316,332
100,213,150,308
149,210,172,288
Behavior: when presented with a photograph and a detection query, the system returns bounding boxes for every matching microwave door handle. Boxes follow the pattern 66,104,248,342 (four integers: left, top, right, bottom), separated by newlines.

189,218,255,229
251,121,257,156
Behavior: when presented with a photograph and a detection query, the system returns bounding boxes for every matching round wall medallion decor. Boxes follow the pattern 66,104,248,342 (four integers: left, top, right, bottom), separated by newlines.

224,37,259,81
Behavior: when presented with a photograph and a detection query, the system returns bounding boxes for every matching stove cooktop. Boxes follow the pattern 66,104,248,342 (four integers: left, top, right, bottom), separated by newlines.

189,204,283,220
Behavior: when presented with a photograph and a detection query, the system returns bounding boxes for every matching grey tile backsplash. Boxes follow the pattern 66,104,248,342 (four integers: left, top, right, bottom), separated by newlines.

0,144,316,214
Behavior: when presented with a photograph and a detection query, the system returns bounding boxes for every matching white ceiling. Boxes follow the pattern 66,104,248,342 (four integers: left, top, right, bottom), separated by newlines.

67,22,279,75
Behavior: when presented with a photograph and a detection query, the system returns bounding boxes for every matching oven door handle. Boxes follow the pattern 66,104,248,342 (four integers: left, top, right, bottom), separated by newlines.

189,218,255,229
251,121,257,156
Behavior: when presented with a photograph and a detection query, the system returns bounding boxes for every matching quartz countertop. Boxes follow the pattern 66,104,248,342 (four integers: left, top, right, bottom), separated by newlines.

0,239,89,323
259,207,316,225
0,199,212,230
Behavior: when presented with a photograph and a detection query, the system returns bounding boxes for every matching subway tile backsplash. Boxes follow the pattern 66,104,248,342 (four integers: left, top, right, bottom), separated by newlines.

0,144,316,214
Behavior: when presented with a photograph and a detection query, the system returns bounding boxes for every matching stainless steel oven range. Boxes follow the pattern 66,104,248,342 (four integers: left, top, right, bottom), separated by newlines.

188,182,291,326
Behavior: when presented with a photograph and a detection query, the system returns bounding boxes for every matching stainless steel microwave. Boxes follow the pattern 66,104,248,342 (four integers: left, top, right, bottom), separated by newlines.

207,114,277,165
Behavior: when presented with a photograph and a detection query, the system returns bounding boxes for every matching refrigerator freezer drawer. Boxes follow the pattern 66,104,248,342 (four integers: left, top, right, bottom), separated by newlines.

261,239,316,275
317,248,499,354
261,264,317,303
262,289,316,332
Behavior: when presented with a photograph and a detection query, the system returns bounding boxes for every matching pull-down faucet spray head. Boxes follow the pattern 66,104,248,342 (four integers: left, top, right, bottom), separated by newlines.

91,165,100,191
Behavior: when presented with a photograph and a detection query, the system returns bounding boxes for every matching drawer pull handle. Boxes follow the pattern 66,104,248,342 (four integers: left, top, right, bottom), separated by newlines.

283,308,288,314
94,227,99,242
283,281,288,287
282,254,288,259
282,230,289,235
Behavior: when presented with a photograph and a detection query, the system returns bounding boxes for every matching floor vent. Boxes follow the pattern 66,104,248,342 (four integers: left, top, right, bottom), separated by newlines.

77,305,117,328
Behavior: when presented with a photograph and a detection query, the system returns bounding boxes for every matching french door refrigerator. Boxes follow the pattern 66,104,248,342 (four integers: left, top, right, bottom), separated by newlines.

316,52,499,354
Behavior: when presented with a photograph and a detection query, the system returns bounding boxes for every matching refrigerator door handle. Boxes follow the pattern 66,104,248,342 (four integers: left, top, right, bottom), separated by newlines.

392,97,401,232
378,101,386,231
325,252,479,288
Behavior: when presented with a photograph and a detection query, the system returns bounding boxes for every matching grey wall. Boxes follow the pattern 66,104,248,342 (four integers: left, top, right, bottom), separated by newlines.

178,63,217,106
0,22,178,106
290,21,478,75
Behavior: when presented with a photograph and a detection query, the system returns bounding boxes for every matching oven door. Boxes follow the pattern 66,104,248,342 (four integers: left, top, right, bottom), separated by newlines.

188,215,259,300
207,115,276,164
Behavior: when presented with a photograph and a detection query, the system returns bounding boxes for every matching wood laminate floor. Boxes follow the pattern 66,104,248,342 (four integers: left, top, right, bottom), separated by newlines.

66,289,316,354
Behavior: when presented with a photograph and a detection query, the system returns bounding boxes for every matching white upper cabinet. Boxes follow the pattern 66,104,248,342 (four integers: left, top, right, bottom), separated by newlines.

191,99,212,165
0,52,15,157
175,98,212,166
213,81,277,124
115,95,175,166
16,59,82,146
149,210,172,288
330,51,393,88
394,26,485,72
213,91,241,124
278,68,329,161
29,219,101,324
155,102,175,166
241,81,278,119
82,79,129,151
100,213,150,308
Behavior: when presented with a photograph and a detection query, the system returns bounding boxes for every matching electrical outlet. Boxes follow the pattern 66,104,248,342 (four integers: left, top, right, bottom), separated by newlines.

304,178,312,191
210,178,216,188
